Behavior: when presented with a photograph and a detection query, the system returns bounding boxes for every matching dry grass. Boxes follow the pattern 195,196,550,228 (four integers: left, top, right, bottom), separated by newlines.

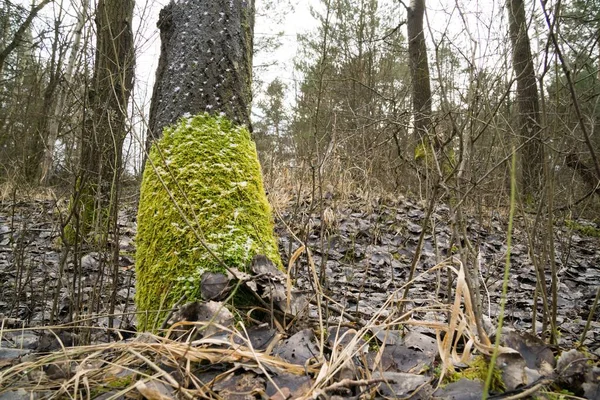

0,254,504,398
0,181,60,202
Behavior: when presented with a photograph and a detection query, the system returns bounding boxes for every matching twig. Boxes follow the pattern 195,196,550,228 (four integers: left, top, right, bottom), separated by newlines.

159,294,187,331
318,378,388,395
488,378,553,400
128,348,194,399
308,298,362,326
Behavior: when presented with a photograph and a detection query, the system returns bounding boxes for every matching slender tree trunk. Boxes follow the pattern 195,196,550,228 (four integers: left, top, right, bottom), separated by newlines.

26,10,65,183
507,0,544,197
407,0,432,142
40,0,88,186
0,0,53,78
71,0,134,238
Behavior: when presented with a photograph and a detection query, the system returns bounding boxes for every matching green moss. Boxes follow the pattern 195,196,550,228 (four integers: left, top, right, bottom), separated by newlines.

106,375,134,388
88,375,134,398
446,356,505,393
414,142,430,163
415,142,457,179
135,113,282,331
566,219,600,238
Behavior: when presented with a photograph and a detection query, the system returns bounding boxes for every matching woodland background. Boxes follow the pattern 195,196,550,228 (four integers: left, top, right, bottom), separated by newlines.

0,0,599,342
1,0,600,397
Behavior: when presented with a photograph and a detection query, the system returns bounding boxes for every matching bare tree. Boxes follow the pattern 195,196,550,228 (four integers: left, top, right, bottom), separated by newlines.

406,0,432,145
0,0,53,78
39,0,88,186
71,0,134,237
507,0,543,196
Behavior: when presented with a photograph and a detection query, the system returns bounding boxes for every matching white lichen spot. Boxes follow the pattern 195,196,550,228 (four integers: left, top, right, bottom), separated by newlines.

231,181,248,188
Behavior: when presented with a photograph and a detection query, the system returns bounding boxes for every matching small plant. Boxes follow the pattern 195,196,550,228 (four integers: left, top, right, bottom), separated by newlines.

565,220,600,238
446,355,505,393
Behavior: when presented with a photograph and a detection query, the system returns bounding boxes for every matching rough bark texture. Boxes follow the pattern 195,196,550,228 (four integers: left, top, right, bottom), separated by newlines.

73,0,134,237
507,0,544,197
136,0,281,331
147,0,254,146
407,0,432,142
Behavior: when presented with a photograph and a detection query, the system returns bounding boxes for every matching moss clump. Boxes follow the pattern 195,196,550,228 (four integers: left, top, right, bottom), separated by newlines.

566,220,600,238
446,356,505,393
135,113,282,331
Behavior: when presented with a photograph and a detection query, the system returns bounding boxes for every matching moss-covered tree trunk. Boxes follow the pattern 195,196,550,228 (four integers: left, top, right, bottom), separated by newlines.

136,0,281,331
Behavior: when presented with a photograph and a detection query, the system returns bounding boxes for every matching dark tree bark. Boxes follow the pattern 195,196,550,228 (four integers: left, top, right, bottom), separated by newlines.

146,0,254,148
72,0,134,237
407,0,432,142
507,0,544,196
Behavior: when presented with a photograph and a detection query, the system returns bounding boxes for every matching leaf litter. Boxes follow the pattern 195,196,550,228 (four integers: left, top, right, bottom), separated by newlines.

0,195,599,398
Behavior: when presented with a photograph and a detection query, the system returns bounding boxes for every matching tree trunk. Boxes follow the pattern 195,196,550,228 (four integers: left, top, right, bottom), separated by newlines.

507,0,544,197
136,0,281,331
26,12,64,183
70,0,134,238
147,0,254,144
407,0,432,143
40,0,87,186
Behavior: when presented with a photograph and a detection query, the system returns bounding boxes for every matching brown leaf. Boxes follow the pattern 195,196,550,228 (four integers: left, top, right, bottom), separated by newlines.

135,380,175,400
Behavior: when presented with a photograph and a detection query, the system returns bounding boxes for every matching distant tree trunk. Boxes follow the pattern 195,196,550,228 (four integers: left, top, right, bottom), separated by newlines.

566,152,600,196
40,1,87,186
507,0,544,197
407,0,432,143
136,0,281,331
0,0,52,79
26,11,65,183
71,0,134,238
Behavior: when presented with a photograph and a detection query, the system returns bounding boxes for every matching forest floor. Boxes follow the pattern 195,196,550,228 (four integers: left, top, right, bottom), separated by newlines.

0,192,599,399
